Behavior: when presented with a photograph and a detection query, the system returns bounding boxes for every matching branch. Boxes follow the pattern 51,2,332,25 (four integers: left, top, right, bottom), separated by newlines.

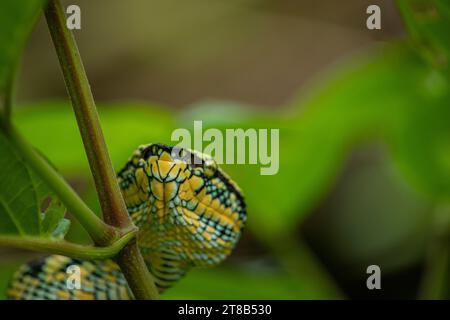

0,230,137,261
44,0,131,229
116,242,160,299
44,0,159,299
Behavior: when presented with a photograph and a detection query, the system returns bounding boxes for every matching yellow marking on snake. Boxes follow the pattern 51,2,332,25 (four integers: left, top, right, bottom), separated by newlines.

7,144,247,300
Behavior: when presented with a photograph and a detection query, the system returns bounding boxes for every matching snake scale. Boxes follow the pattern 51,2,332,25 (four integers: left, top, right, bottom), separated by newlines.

7,144,247,299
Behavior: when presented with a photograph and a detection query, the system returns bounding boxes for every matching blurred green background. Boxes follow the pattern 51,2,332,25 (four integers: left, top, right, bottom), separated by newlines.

0,0,449,299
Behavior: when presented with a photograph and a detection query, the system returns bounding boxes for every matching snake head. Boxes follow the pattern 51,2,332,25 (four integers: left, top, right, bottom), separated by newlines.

118,143,246,268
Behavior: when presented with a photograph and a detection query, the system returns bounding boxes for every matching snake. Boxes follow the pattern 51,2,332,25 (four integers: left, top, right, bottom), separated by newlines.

6,143,247,299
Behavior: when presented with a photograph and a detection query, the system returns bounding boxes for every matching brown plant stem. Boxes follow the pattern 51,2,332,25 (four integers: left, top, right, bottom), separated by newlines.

44,0,159,299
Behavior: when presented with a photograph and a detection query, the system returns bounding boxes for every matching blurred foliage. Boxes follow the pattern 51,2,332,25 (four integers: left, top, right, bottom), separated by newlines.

163,266,326,300
397,0,450,78
176,45,450,240
0,0,449,299
15,102,176,173
310,149,432,273
14,44,449,240
9,42,449,298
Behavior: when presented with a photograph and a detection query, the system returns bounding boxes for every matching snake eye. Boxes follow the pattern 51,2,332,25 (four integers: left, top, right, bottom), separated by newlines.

203,159,217,177
171,147,189,162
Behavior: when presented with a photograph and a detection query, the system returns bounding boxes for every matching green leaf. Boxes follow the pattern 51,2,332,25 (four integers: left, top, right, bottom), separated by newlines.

0,131,40,235
175,47,411,237
0,0,47,96
29,156,69,239
396,0,450,77
178,44,449,239
284,44,448,235
388,78,450,200
283,46,426,222
0,129,68,239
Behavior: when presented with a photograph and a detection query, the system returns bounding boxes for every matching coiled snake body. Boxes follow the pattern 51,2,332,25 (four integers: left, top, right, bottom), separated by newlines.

7,144,247,299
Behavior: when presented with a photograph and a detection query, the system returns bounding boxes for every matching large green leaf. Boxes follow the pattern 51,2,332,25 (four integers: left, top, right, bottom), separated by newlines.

31,167,70,239
388,74,450,200
287,45,449,214
0,130,69,239
0,131,40,235
175,46,440,238
0,0,47,95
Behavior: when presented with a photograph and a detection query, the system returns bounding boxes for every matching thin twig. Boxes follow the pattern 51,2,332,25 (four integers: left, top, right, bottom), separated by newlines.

0,231,137,261
44,0,159,299
44,0,131,229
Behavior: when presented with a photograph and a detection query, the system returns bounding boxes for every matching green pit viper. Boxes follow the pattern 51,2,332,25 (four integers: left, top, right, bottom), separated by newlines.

7,143,247,299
